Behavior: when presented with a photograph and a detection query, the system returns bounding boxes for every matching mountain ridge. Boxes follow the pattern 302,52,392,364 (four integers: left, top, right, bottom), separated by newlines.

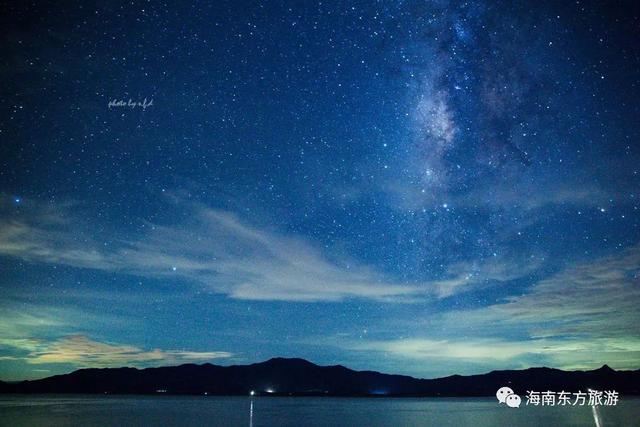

2,358,638,396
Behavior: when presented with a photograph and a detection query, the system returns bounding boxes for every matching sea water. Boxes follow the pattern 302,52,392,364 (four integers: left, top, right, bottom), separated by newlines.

0,395,638,426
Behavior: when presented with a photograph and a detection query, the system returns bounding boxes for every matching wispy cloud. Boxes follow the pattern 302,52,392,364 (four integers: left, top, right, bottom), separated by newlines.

350,336,640,363
3,334,231,366
1,196,543,302
431,256,543,298
0,197,423,302
0,305,232,371
347,336,640,375
491,245,640,337
0,307,69,353
331,246,640,373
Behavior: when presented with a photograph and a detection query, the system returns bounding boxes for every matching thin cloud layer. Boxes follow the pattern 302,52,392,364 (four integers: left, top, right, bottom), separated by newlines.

4,334,231,367
493,245,640,337
0,197,543,302
431,256,542,298
336,246,640,373
0,198,423,302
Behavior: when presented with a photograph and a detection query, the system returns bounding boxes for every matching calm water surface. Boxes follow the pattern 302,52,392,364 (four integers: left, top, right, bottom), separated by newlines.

0,395,638,426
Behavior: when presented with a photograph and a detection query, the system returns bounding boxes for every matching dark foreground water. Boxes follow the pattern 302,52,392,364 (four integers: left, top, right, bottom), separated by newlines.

1,395,638,426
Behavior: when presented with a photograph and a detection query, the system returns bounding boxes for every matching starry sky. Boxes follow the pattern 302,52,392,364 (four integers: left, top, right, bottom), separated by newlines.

1,0,639,381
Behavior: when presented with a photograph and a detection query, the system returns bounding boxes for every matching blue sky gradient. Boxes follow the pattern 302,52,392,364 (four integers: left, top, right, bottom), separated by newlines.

1,0,639,381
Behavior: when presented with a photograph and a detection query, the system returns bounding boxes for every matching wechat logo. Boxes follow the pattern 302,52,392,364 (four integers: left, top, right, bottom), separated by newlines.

497,386,521,408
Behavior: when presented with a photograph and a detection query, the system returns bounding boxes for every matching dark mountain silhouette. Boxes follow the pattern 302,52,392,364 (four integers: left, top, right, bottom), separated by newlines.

1,358,638,396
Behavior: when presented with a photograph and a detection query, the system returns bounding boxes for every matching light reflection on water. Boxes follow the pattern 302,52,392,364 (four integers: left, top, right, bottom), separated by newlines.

592,404,603,427
0,395,638,427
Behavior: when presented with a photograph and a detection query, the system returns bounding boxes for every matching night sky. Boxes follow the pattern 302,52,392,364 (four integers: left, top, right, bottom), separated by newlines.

1,0,639,381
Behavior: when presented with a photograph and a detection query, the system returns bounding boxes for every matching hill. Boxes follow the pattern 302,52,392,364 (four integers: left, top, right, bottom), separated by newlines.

2,358,638,396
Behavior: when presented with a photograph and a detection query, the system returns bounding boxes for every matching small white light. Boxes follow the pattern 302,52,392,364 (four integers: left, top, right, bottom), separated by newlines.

249,390,255,396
